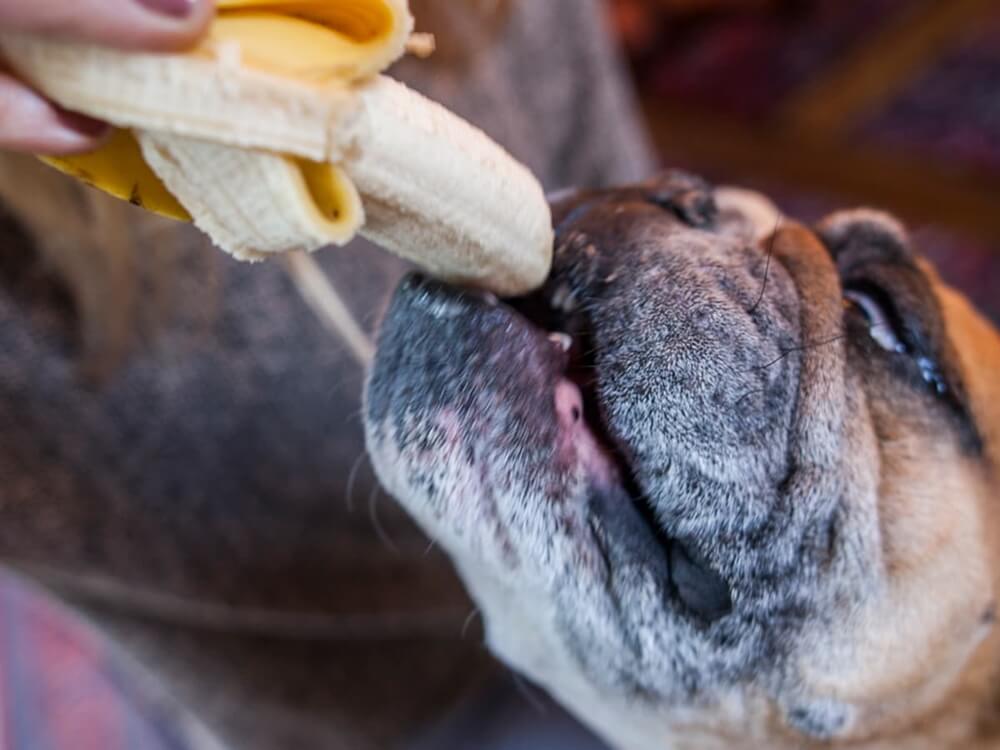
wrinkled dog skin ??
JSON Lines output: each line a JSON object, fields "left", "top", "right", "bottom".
{"left": 365, "top": 172, "right": 1000, "bottom": 749}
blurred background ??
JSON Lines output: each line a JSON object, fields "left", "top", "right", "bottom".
{"left": 610, "top": 0, "right": 1000, "bottom": 324}
{"left": 2, "top": 0, "right": 999, "bottom": 748}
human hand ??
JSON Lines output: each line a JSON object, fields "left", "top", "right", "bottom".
{"left": 0, "top": 0, "right": 213, "bottom": 155}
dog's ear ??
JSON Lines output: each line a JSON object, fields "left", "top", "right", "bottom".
{"left": 815, "top": 208, "right": 913, "bottom": 263}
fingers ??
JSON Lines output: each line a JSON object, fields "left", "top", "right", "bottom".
{"left": 0, "top": 71, "right": 109, "bottom": 154}
{"left": 0, "top": 0, "right": 214, "bottom": 155}
{"left": 0, "top": 0, "right": 215, "bottom": 154}
{"left": 0, "top": 0, "right": 214, "bottom": 52}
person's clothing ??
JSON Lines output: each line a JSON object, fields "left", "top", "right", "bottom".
{"left": 0, "top": 2, "right": 654, "bottom": 747}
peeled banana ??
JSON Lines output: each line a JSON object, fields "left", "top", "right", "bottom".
{"left": 0, "top": 0, "right": 553, "bottom": 295}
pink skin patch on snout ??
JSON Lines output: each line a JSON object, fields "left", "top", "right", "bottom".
{"left": 554, "top": 379, "right": 585, "bottom": 427}
{"left": 554, "top": 379, "right": 618, "bottom": 488}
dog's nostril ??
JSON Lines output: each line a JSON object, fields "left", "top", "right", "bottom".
{"left": 642, "top": 170, "right": 718, "bottom": 228}
{"left": 658, "top": 190, "right": 717, "bottom": 228}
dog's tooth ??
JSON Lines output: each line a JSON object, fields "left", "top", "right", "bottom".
{"left": 551, "top": 283, "right": 578, "bottom": 313}
{"left": 550, "top": 284, "right": 567, "bottom": 309}
{"left": 548, "top": 332, "right": 572, "bottom": 352}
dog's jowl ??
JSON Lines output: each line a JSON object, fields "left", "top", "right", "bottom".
{"left": 365, "top": 171, "right": 1000, "bottom": 750}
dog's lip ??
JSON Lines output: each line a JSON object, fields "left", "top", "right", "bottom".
{"left": 496, "top": 285, "right": 662, "bottom": 527}
{"left": 491, "top": 285, "right": 683, "bottom": 595}
{"left": 386, "top": 275, "right": 634, "bottom": 506}
{"left": 416, "top": 274, "right": 635, "bottom": 490}
{"left": 376, "top": 272, "right": 674, "bottom": 576}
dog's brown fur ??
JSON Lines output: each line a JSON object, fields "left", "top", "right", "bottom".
{"left": 366, "top": 178, "right": 1000, "bottom": 749}
{"left": 785, "top": 224, "right": 1000, "bottom": 748}
{"left": 854, "top": 281, "right": 1000, "bottom": 750}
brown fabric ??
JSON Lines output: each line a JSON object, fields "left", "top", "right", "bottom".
{"left": 81, "top": 595, "right": 495, "bottom": 750}
{"left": 0, "top": 1, "right": 654, "bottom": 747}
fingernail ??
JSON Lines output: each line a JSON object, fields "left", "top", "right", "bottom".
{"left": 134, "top": 0, "right": 198, "bottom": 19}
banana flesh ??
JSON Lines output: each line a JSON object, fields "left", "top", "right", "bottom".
{"left": 214, "top": 0, "right": 411, "bottom": 81}
{"left": 346, "top": 77, "right": 553, "bottom": 292}
{"left": 139, "top": 132, "right": 363, "bottom": 260}
{"left": 0, "top": 0, "right": 553, "bottom": 295}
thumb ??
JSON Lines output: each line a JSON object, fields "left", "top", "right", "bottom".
{"left": 0, "top": 71, "right": 110, "bottom": 154}
{"left": 0, "top": 0, "right": 214, "bottom": 52}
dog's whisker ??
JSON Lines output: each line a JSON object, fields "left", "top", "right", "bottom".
{"left": 460, "top": 607, "right": 481, "bottom": 639}
{"left": 345, "top": 451, "right": 368, "bottom": 513}
{"left": 509, "top": 669, "right": 549, "bottom": 716}
{"left": 758, "top": 330, "right": 848, "bottom": 370}
{"left": 758, "top": 348, "right": 793, "bottom": 371}
{"left": 750, "top": 319, "right": 897, "bottom": 378}
{"left": 747, "top": 216, "right": 781, "bottom": 315}
{"left": 368, "top": 483, "right": 401, "bottom": 555}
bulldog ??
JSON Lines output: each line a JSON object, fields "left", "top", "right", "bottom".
{"left": 365, "top": 171, "right": 1000, "bottom": 749}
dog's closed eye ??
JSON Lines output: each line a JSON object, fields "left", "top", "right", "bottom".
{"left": 670, "top": 540, "right": 732, "bottom": 622}
{"left": 822, "top": 211, "right": 960, "bottom": 405}
{"left": 843, "top": 284, "right": 907, "bottom": 355}
{"left": 842, "top": 279, "right": 951, "bottom": 398}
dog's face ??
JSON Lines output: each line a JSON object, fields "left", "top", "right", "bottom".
{"left": 364, "top": 172, "right": 1000, "bottom": 749}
